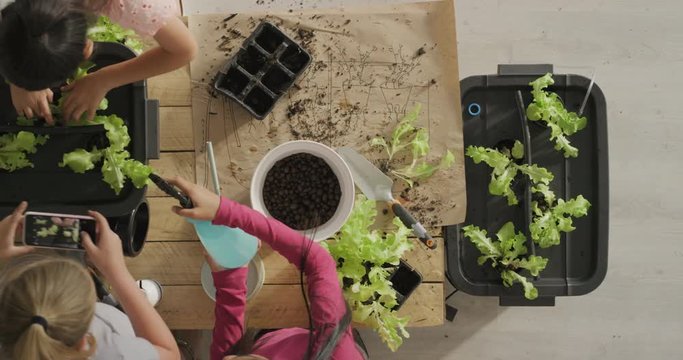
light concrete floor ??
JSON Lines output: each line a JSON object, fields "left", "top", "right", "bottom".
{"left": 176, "top": 0, "right": 683, "bottom": 359}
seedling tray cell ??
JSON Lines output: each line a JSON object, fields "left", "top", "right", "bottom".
{"left": 445, "top": 64, "right": 609, "bottom": 306}
{"left": 213, "top": 22, "right": 312, "bottom": 120}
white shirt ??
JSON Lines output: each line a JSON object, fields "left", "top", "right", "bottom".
{"left": 89, "top": 303, "right": 158, "bottom": 360}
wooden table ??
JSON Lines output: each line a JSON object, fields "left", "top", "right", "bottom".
{"left": 125, "top": 6, "right": 448, "bottom": 330}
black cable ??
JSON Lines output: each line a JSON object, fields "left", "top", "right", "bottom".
{"left": 445, "top": 288, "right": 459, "bottom": 301}
{"left": 301, "top": 226, "right": 315, "bottom": 360}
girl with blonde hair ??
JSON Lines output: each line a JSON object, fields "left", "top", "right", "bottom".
{"left": 0, "top": 202, "right": 181, "bottom": 360}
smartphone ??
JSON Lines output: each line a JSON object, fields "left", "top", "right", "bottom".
{"left": 23, "top": 212, "right": 97, "bottom": 251}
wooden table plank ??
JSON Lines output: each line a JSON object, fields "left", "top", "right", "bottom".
{"left": 157, "top": 283, "right": 443, "bottom": 330}
{"left": 148, "top": 67, "right": 192, "bottom": 107}
{"left": 128, "top": 239, "right": 444, "bottom": 284}
{"left": 160, "top": 107, "right": 194, "bottom": 151}
{"left": 148, "top": 152, "right": 195, "bottom": 197}
{"left": 148, "top": 198, "right": 198, "bottom": 241}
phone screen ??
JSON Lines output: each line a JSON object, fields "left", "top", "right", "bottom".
{"left": 24, "top": 213, "right": 96, "bottom": 250}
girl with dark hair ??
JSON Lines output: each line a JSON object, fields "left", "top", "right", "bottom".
{"left": 0, "top": 0, "right": 196, "bottom": 124}
{"left": 168, "top": 176, "right": 366, "bottom": 360}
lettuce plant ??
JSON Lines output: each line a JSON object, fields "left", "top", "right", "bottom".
{"left": 0, "top": 132, "right": 49, "bottom": 171}
{"left": 526, "top": 73, "right": 587, "bottom": 158}
{"left": 371, "top": 104, "right": 455, "bottom": 187}
{"left": 323, "top": 195, "right": 414, "bottom": 351}
{"left": 462, "top": 222, "right": 548, "bottom": 300}
{"left": 466, "top": 142, "right": 554, "bottom": 205}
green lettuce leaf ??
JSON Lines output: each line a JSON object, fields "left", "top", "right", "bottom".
{"left": 463, "top": 222, "right": 546, "bottom": 300}
{"left": 101, "top": 149, "right": 128, "bottom": 195}
{"left": 323, "top": 194, "right": 413, "bottom": 351}
{"left": 466, "top": 146, "right": 554, "bottom": 205}
{"left": 531, "top": 195, "right": 591, "bottom": 248}
{"left": 59, "top": 148, "right": 103, "bottom": 174}
{"left": 511, "top": 140, "right": 524, "bottom": 159}
{"left": 16, "top": 116, "right": 35, "bottom": 126}
{"left": 489, "top": 167, "right": 518, "bottom": 205}
{"left": 497, "top": 222, "right": 528, "bottom": 265}
{"left": 526, "top": 73, "right": 587, "bottom": 158}
{"left": 516, "top": 164, "right": 554, "bottom": 185}
{"left": 501, "top": 270, "right": 539, "bottom": 300}
{"left": 466, "top": 146, "right": 510, "bottom": 174}
{"left": 462, "top": 224, "right": 501, "bottom": 266}
{"left": 531, "top": 184, "right": 556, "bottom": 206}
{"left": 517, "top": 255, "right": 548, "bottom": 277}
{"left": 371, "top": 104, "right": 455, "bottom": 187}
{"left": 0, "top": 132, "right": 49, "bottom": 171}
{"left": 122, "top": 159, "right": 153, "bottom": 189}
{"left": 87, "top": 16, "right": 144, "bottom": 54}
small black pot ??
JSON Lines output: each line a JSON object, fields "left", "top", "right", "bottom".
{"left": 389, "top": 260, "right": 423, "bottom": 310}
{"left": 109, "top": 200, "right": 149, "bottom": 257}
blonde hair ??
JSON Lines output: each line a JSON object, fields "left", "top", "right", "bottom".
{"left": 0, "top": 254, "right": 97, "bottom": 360}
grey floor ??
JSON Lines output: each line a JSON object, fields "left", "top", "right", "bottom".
{"left": 177, "top": 0, "right": 683, "bottom": 358}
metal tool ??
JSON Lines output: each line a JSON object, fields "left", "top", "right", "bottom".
{"left": 206, "top": 141, "right": 221, "bottom": 195}
{"left": 337, "top": 147, "right": 436, "bottom": 249}
{"left": 149, "top": 173, "right": 193, "bottom": 209}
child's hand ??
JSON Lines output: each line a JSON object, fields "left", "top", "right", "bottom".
{"left": 82, "top": 210, "right": 127, "bottom": 279}
{"left": 168, "top": 176, "right": 221, "bottom": 221}
{"left": 9, "top": 84, "right": 54, "bottom": 124}
{"left": 61, "top": 72, "right": 111, "bottom": 123}
{"left": 0, "top": 201, "right": 33, "bottom": 260}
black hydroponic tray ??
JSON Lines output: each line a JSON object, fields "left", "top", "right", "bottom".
{"left": 0, "top": 42, "right": 159, "bottom": 218}
{"left": 444, "top": 64, "right": 609, "bottom": 306}
{"left": 213, "top": 22, "right": 311, "bottom": 119}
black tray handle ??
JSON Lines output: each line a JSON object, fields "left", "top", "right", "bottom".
{"left": 500, "top": 296, "right": 555, "bottom": 307}
{"left": 498, "top": 64, "right": 554, "bottom": 76}
{"left": 145, "top": 99, "right": 160, "bottom": 160}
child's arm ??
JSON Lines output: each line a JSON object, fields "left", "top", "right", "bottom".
{"left": 62, "top": 17, "right": 197, "bottom": 122}
{"left": 168, "top": 176, "right": 349, "bottom": 330}
{"left": 211, "top": 197, "right": 348, "bottom": 329}
{"left": 82, "top": 211, "right": 181, "bottom": 360}
{"left": 209, "top": 264, "right": 249, "bottom": 360}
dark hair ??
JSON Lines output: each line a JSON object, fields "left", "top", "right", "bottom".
{"left": 0, "top": 0, "right": 88, "bottom": 90}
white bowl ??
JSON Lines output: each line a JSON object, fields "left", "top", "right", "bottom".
{"left": 250, "top": 140, "right": 355, "bottom": 241}
{"left": 201, "top": 254, "right": 265, "bottom": 302}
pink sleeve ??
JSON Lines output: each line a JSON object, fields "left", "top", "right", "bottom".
{"left": 212, "top": 197, "right": 348, "bottom": 329}
{"left": 210, "top": 267, "right": 247, "bottom": 360}
{"left": 100, "top": 0, "right": 181, "bottom": 37}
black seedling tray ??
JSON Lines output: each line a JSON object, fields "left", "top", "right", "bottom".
{"left": 0, "top": 42, "right": 159, "bottom": 218}
{"left": 445, "top": 64, "right": 609, "bottom": 306}
{"left": 213, "top": 22, "right": 311, "bottom": 119}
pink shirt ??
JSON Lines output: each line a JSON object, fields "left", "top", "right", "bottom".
{"left": 99, "top": 0, "right": 181, "bottom": 37}
{"left": 209, "top": 197, "right": 364, "bottom": 360}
